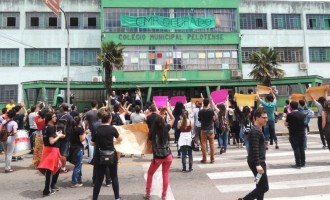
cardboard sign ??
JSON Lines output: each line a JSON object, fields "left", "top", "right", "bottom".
{"left": 153, "top": 96, "right": 168, "bottom": 108}
{"left": 290, "top": 93, "right": 305, "bottom": 102}
{"left": 191, "top": 98, "right": 203, "bottom": 104}
{"left": 235, "top": 93, "right": 257, "bottom": 107}
{"left": 256, "top": 85, "right": 271, "bottom": 95}
{"left": 170, "top": 96, "right": 186, "bottom": 106}
{"left": 211, "top": 89, "right": 228, "bottom": 105}
{"left": 306, "top": 85, "right": 329, "bottom": 101}
{"left": 114, "top": 124, "right": 152, "bottom": 154}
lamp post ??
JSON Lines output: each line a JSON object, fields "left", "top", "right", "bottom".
{"left": 60, "top": 7, "right": 70, "bottom": 104}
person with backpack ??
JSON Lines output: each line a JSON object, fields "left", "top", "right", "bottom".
{"left": 212, "top": 101, "right": 230, "bottom": 155}
{"left": 144, "top": 104, "right": 174, "bottom": 200}
{"left": 57, "top": 103, "right": 74, "bottom": 173}
{"left": 1, "top": 110, "right": 18, "bottom": 173}
{"left": 298, "top": 100, "right": 314, "bottom": 150}
{"left": 0, "top": 108, "right": 8, "bottom": 154}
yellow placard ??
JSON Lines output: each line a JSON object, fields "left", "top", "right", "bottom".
{"left": 235, "top": 93, "right": 257, "bottom": 107}
{"left": 306, "top": 85, "right": 329, "bottom": 101}
{"left": 114, "top": 124, "right": 152, "bottom": 154}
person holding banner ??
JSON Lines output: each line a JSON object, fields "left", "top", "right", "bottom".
{"left": 172, "top": 101, "right": 185, "bottom": 158}
{"left": 256, "top": 91, "right": 279, "bottom": 150}
{"left": 309, "top": 94, "right": 327, "bottom": 149}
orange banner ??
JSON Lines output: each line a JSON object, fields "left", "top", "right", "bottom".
{"left": 114, "top": 123, "right": 152, "bottom": 154}
{"left": 256, "top": 85, "right": 271, "bottom": 95}
{"left": 235, "top": 93, "right": 257, "bottom": 107}
{"left": 191, "top": 98, "right": 203, "bottom": 104}
{"left": 306, "top": 85, "right": 329, "bottom": 101}
{"left": 290, "top": 93, "right": 305, "bottom": 102}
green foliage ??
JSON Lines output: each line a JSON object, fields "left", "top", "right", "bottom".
{"left": 97, "top": 41, "right": 125, "bottom": 95}
{"left": 248, "top": 47, "right": 286, "bottom": 87}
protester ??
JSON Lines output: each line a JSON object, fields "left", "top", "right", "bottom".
{"left": 177, "top": 110, "right": 194, "bottom": 172}
{"left": 28, "top": 105, "right": 39, "bottom": 154}
{"left": 212, "top": 101, "right": 229, "bottom": 154}
{"left": 172, "top": 101, "right": 185, "bottom": 158}
{"left": 284, "top": 101, "right": 306, "bottom": 168}
{"left": 192, "top": 101, "right": 202, "bottom": 151}
{"left": 130, "top": 105, "right": 146, "bottom": 158}
{"left": 38, "top": 112, "right": 65, "bottom": 196}
{"left": 309, "top": 95, "right": 327, "bottom": 149}
{"left": 84, "top": 101, "right": 99, "bottom": 164}
{"left": 2, "top": 110, "right": 18, "bottom": 173}
{"left": 69, "top": 116, "right": 86, "bottom": 188}
{"left": 198, "top": 98, "right": 215, "bottom": 163}
{"left": 32, "top": 110, "right": 47, "bottom": 167}
{"left": 91, "top": 108, "right": 123, "bottom": 200}
{"left": 6, "top": 100, "right": 15, "bottom": 111}
{"left": 144, "top": 104, "right": 174, "bottom": 200}
{"left": 322, "top": 100, "right": 330, "bottom": 150}
{"left": 237, "top": 108, "right": 269, "bottom": 200}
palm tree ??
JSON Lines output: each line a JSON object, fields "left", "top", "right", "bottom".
{"left": 97, "top": 41, "right": 124, "bottom": 102}
{"left": 248, "top": 47, "right": 285, "bottom": 87}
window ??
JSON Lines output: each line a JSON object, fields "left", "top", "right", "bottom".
{"left": 31, "top": 17, "right": 39, "bottom": 27}
{"left": 88, "top": 17, "right": 96, "bottom": 27}
{"left": 310, "top": 47, "right": 330, "bottom": 62}
{"left": 0, "top": 85, "right": 18, "bottom": 103}
{"left": 0, "top": 12, "right": 20, "bottom": 29}
{"left": 26, "top": 12, "right": 61, "bottom": 29}
{"left": 65, "top": 48, "right": 101, "bottom": 66}
{"left": 25, "top": 49, "right": 61, "bottom": 66}
{"left": 307, "top": 14, "right": 330, "bottom": 30}
{"left": 104, "top": 8, "right": 237, "bottom": 33}
{"left": 7, "top": 17, "right": 16, "bottom": 27}
{"left": 272, "top": 14, "right": 301, "bottom": 29}
{"left": 70, "top": 17, "right": 79, "bottom": 28}
{"left": 0, "top": 49, "right": 19, "bottom": 66}
{"left": 241, "top": 47, "right": 262, "bottom": 63}
{"left": 48, "top": 17, "right": 57, "bottom": 27}
{"left": 240, "top": 14, "right": 267, "bottom": 29}
{"left": 67, "top": 13, "right": 100, "bottom": 29}
{"left": 274, "top": 47, "right": 303, "bottom": 63}
{"left": 122, "top": 45, "right": 239, "bottom": 71}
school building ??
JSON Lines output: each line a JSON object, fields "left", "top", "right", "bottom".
{"left": 0, "top": 0, "right": 329, "bottom": 109}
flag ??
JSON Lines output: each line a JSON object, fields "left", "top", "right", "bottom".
{"left": 162, "top": 61, "right": 168, "bottom": 81}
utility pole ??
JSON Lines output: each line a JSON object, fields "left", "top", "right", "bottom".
{"left": 60, "top": 8, "right": 70, "bottom": 104}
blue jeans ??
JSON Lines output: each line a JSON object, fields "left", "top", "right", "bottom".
{"left": 72, "top": 149, "right": 83, "bottom": 184}
{"left": 180, "top": 145, "right": 193, "bottom": 171}
{"left": 264, "top": 119, "right": 277, "bottom": 142}
{"left": 218, "top": 129, "right": 228, "bottom": 150}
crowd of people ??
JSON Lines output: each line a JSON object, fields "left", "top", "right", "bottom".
{"left": 1, "top": 87, "right": 330, "bottom": 200}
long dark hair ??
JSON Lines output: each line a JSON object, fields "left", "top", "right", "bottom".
{"left": 217, "top": 104, "right": 226, "bottom": 124}
{"left": 150, "top": 115, "right": 169, "bottom": 146}
{"left": 45, "top": 112, "right": 55, "bottom": 125}
{"left": 324, "top": 100, "right": 330, "bottom": 114}
{"left": 241, "top": 106, "right": 251, "bottom": 124}
{"left": 181, "top": 110, "right": 189, "bottom": 128}
{"left": 173, "top": 101, "right": 184, "bottom": 116}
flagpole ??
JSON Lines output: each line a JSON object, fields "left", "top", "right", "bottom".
{"left": 60, "top": 7, "right": 70, "bottom": 105}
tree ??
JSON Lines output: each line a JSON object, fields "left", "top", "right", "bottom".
{"left": 97, "top": 41, "right": 124, "bottom": 103}
{"left": 248, "top": 47, "right": 285, "bottom": 87}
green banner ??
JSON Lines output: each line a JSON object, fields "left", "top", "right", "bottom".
{"left": 120, "top": 15, "right": 215, "bottom": 30}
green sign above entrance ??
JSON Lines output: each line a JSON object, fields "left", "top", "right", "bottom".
{"left": 120, "top": 15, "right": 215, "bottom": 30}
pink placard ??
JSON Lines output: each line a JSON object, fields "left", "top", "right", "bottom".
{"left": 153, "top": 96, "right": 168, "bottom": 108}
{"left": 211, "top": 89, "right": 228, "bottom": 105}
{"left": 170, "top": 96, "right": 186, "bottom": 106}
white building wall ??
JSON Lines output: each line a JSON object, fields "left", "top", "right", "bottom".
{"left": 240, "top": 0, "right": 330, "bottom": 79}
{"left": 0, "top": 0, "right": 101, "bottom": 101}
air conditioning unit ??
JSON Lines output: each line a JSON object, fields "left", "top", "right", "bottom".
{"left": 63, "top": 77, "right": 72, "bottom": 81}
{"left": 92, "top": 76, "right": 102, "bottom": 82}
{"left": 299, "top": 63, "right": 308, "bottom": 70}
{"left": 231, "top": 69, "right": 242, "bottom": 78}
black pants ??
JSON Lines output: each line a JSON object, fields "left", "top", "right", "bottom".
{"left": 318, "top": 117, "right": 326, "bottom": 146}
{"left": 93, "top": 164, "right": 119, "bottom": 200}
{"left": 243, "top": 161, "right": 269, "bottom": 200}
{"left": 29, "top": 129, "right": 37, "bottom": 151}
{"left": 289, "top": 136, "right": 305, "bottom": 166}
{"left": 93, "top": 165, "right": 111, "bottom": 185}
{"left": 43, "top": 169, "right": 60, "bottom": 195}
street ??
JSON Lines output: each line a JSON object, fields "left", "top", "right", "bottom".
{"left": 1, "top": 132, "right": 330, "bottom": 200}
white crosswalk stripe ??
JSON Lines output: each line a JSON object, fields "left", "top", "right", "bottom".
{"left": 197, "top": 135, "right": 330, "bottom": 199}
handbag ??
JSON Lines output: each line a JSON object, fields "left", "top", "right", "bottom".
{"left": 99, "top": 149, "right": 116, "bottom": 165}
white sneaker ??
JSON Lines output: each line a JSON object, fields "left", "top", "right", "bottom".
{"left": 71, "top": 183, "right": 83, "bottom": 188}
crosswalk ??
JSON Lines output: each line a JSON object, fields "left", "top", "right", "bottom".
{"left": 195, "top": 135, "right": 330, "bottom": 199}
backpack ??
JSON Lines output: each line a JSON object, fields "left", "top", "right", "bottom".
{"left": 152, "top": 134, "right": 171, "bottom": 159}
{"left": 0, "top": 120, "right": 12, "bottom": 142}
{"left": 56, "top": 114, "right": 73, "bottom": 138}
{"left": 111, "top": 113, "right": 124, "bottom": 126}
{"left": 24, "top": 115, "right": 30, "bottom": 130}
{"left": 302, "top": 109, "right": 314, "bottom": 126}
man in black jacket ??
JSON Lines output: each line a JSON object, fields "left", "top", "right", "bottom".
{"left": 238, "top": 108, "right": 269, "bottom": 200}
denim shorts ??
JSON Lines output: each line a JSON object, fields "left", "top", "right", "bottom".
{"left": 59, "top": 139, "right": 70, "bottom": 157}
